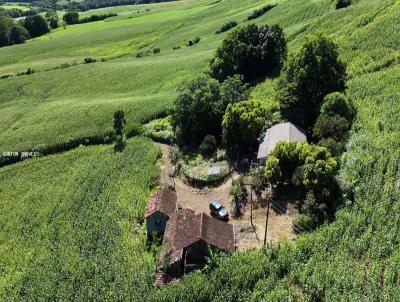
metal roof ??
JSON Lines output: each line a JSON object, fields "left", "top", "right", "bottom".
{"left": 257, "top": 122, "right": 307, "bottom": 160}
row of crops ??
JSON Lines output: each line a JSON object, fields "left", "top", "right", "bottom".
{"left": 0, "top": 137, "right": 161, "bottom": 301}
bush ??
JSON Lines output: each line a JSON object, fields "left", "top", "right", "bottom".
{"left": 135, "top": 49, "right": 151, "bottom": 58}
{"left": 215, "top": 21, "right": 237, "bottom": 34}
{"left": 187, "top": 37, "right": 200, "bottom": 46}
{"left": 173, "top": 45, "right": 181, "bottom": 50}
{"left": 84, "top": 57, "right": 96, "bottom": 64}
{"left": 199, "top": 135, "right": 217, "bottom": 158}
{"left": 278, "top": 34, "right": 346, "bottom": 131}
{"left": 292, "top": 213, "right": 317, "bottom": 233}
{"left": 126, "top": 122, "right": 144, "bottom": 138}
{"left": 63, "top": 11, "right": 79, "bottom": 25}
{"left": 247, "top": 4, "right": 277, "bottom": 20}
{"left": 320, "top": 92, "right": 355, "bottom": 122}
{"left": 318, "top": 138, "right": 345, "bottom": 157}
{"left": 153, "top": 48, "right": 161, "bottom": 54}
{"left": 143, "top": 117, "right": 174, "bottom": 144}
{"left": 79, "top": 13, "right": 117, "bottom": 24}
{"left": 209, "top": 24, "right": 286, "bottom": 83}
{"left": 313, "top": 114, "right": 350, "bottom": 141}
{"left": 335, "top": 0, "right": 351, "bottom": 9}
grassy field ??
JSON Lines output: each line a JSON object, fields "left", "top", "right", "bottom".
{"left": 1, "top": 0, "right": 400, "bottom": 300}
{"left": 1, "top": 0, "right": 399, "bottom": 154}
{"left": 0, "top": 0, "right": 337, "bottom": 153}
{"left": 0, "top": 3, "right": 31, "bottom": 11}
{"left": 0, "top": 137, "right": 161, "bottom": 301}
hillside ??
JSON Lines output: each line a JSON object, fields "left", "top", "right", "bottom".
{"left": 1, "top": 0, "right": 400, "bottom": 300}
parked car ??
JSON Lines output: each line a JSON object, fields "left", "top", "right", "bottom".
{"left": 209, "top": 201, "right": 229, "bottom": 221}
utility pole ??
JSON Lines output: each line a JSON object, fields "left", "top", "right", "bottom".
{"left": 263, "top": 198, "right": 270, "bottom": 248}
{"left": 250, "top": 189, "right": 254, "bottom": 228}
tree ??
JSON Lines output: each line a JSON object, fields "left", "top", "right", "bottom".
{"left": 335, "top": 0, "right": 351, "bottom": 9}
{"left": 172, "top": 75, "right": 249, "bottom": 148}
{"left": 251, "top": 167, "right": 266, "bottom": 200}
{"left": 113, "top": 110, "right": 126, "bottom": 152}
{"left": 172, "top": 76, "right": 221, "bottom": 147}
{"left": 113, "top": 110, "right": 126, "bottom": 137}
{"left": 278, "top": 34, "right": 346, "bottom": 131}
{"left": 9, "top": 25, "right": 29, "bottom": 44}
{"left": 0, "top": 14, "right": 12, "bottom": 46}
{"left": 218, "top": 75, "right": 250, "bottom": 112}
{"left": 199, "top": 135, "right": 217, "bottom": 158}
{"left": 222, "top": 100, "right": 267, "bottom": 153}
{"left": 63, "top": 11, "right": 79, "bottom": 25}
{"left": 23, "top": 15, "right": 50, "bottom": 38}
{"left": 45, "top": 10, "right": 59, "bottom": 29}
{"left": 209, "top": 24, "right": 287, "bottom": 83}
{"left": 230, "top": 176, "right": 248, "bottom": 217}
{"left": 168, "top": 145, "right": 181, "bottom": 177}
{"left": 264, "top": 142, "right": 337, "bottom": 189}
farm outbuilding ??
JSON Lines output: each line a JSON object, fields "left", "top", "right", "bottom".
{"left": 158, "top": 209, "right": 235, "bottom": 279}
{"left": 145, "top": 187, "right": 177, "bottom": 238}
{"left": 257, "top": 122, "right": 307, "bottom": 165}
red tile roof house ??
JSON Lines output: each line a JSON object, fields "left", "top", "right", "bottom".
{"left": 145, "top": 187, "right": 177, "bottom": 239}
{"left": 156, "top": 209, "right": 235, "bottom": 284}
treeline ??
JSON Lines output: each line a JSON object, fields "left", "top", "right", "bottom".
{"left": 0, "top": 7, "right": 38, "bottom": 18}
{"left": 0, "top": 10, "right": 58, "bottom": 47}
{"left": 16, "top": 0, "right": 176, "bottom": 12}
{"left": 62, "top": 11, "right": 117, "bottom": 25}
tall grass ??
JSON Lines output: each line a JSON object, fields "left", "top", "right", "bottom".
{"left": 0, "top": 137, "right": 161, "bottom": 301}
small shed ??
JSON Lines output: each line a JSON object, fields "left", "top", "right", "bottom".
{"left": 145, "top": 187, "right": 177, "bottom": 238}
{"left": 257, "top": 122, "right": 307, "bottom": 165}
{"left": 158, "top": 209, "right": 235, "bottom": 279}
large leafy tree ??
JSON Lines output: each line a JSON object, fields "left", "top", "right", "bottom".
{"left": 0, "top": 14, "right": 13, "bottom": 46}
{"left": 172, "top": 76, "right": 221, "bottom": 147}
{"left": 278, "top": 34, "right": 346, "bottom": 131}
{"left": 23, "top": 15, "right": 50, "bottom": 38}
{"left": 209, "top": 24, "right": 287, "bottom": 83}
{"left": 172, "top": 75, "right": 248, "bottom": 147}
{"left": 63, "top": 11, "right": 79, "bottom": 25}
{"left": 222, "top": 100, "right": 267, "bottom": 152}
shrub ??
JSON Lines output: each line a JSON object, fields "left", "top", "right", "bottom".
{"left": 126, "top": 122, "right": 143, "bottom": 138}
{"left": 143, "top": 117, "right": 174, "bottom": 144}
{"left": 63, "top": 11, "right": 79, "bottom": 25}
{"left": 173, "top": 45, "right": 181, "bottom": 50}
{"left": 320, "top": 92, "right": 355, "bottom": 123}
{"left": 199, "top": 135, "right": 217, "bottom": 158}
{"left": 153, "top": 48, "right": 161, "bottom": 54}
{"left": 278, "top": 34, "right": 346, "bottom": 131}
{"left": 313, "top": 114, "right": 350, "bottom": 141}
{"left": 215, "top": 21, "right": 237, "bottom": 34}
{"left": 335, "top": 0, "right": 351, "bottom": 9}
{"left": 187, "top": 37, "right": 200, "bottom": 46}
{"left": 209, "top": 24, "right": 286, "bottom": 83}
{"left": 247, "top": 4, "right": 277, "bottom": 20}
{"left": 135, "top": 49, "right": 151, "bottom": 58}
{"left": 318, "top": 138, "right": 345, "bottom": 157}
{"left": 84, "top": 57, "right": 96, "bottom": 64}
{"left": 292, "top": 213, "right": 317, "bottom": 233}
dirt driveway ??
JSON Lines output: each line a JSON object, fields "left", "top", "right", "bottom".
{"left": 155, "top": 143, "right": 294, "bottom": 250}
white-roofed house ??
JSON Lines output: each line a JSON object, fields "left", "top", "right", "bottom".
{"left": 257, "top": 122, "right": 307, "bottom": 165}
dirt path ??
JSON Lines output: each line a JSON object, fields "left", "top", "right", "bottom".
{"left": 155, "top": 143, "right": 294, "bottom": 250}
